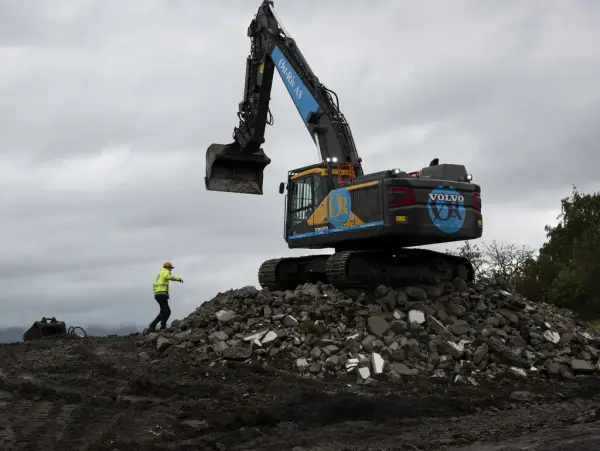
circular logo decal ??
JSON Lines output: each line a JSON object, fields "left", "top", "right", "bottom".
{"left": 327, "top": 188, "right": 351, "bottom": 227}
{"left": 427, "top": 186, "right": 466, "bottom": 234}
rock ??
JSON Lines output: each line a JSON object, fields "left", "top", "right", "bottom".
{"left": 408, "top": 310, "right": 425, "bottom": 325}
{"left": 175, "top": 329, "right": 192, "bottom": 339}
{"left": 543, "top": 330, "right": 561, "bottom": 344}
{"left": 392, "top": 362, "right": 418, "bottom": 376}
{"left": 449, "top": 320, "right": 470, "bottom": 336}
{"left": 243, "top": 330, "right": 268, "bottom": 342}
{"left": 371, "top": 352, "right": 384, "bottom": 374}
{"left": 295, "top": 358, "right": 310, "bottom": 371}
{"left": 209, "top": 331, "right": 228, "bottom": 342}
{"left": 261, "top": 331, "right": 278, "bottom": 345}
{"left": 473, "top": 343, "right": 489, "bottom": 364}
{"left": 448, "top": 303, "right": 466, "bottom": 317}
{"left": 213, "top": 341, "right": 228, "bottom": 353}
{"left": 233, "top": 286, "right": 259, "bottom": 298}
{"left": 156, "top": 274, "right": 600, "bottom": 384}
{"left": 499, "top": 309, "right": 519, "bottom": 324}
{"left": 375, "top": 285, "right": 389, "bottom": 297}
{"left": 393, "top": 310, "right": 404, "bottom": 320}
{"left": 405, "top": 287, "right": 427, "bottom": 302}
{"left": 426, "top": 316, "right": 451, "bottom": 336}
{"left": 222, "top": 347, "right": 252, "bottom": 360}
{"left": 367, "top": 316, "right": 390, "bottom": 337}
{"left": 571, "top": 359, "right": 596, "bottom": 373}
{"left": 283, "top": 315, "right": 299, "bottom": 327}
{"left": 346, "top": 358, "right": 359, "bottom": 372}
{"left": 440, "top": 340, "right": 464, "bottom": 359}
{"left": 156, "top": 337, "right": 171, "bottom": 352}
{"left": 508, "top": 367, "right": 527, "bottom": 379}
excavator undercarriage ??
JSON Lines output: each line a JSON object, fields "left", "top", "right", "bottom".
{"left": 258, "top": 249, "right": 474, "bottom": 292}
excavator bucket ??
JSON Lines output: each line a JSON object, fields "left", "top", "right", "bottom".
{"left": 22, "top": 317, "right": 67, "bottom": 341}
{"left": 205, "top": 142, "right": 272, "bottom": 195}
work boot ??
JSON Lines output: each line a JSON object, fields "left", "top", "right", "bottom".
{"left": 144, "top": 323, "right": 157, "bottom": 334}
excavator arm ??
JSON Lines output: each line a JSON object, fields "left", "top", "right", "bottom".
{"left": 205, "top": 0, "right": 363, "bottom": 195}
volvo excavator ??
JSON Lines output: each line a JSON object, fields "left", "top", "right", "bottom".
{"left": 205, "top": 0, "right": 483, "bottom": 291}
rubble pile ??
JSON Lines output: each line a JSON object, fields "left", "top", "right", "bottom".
{"left": 145, "top": 277, "right": 600, "bottom": 384}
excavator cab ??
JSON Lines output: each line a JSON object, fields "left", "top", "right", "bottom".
{"left": 205, "top": 141, "right": 272, "bottom": 195}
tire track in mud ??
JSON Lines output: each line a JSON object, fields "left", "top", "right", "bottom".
{"left": 0, "top": 373, "right": 159, "bottom": 451}
{"left": 0, "top": 347, "right": 162, "bottom": 451}
{"left": 2, "top": 336, "right": 600, "bottom": 451}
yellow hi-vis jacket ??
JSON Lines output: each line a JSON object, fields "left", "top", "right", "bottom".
{"left": 152, "top": 268, "right": 182, "bottom": 294}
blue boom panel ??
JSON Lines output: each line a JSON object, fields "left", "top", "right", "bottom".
{"left": 271, "top": 45, "right": 320, "bottom": 126}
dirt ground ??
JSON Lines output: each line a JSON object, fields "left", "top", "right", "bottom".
{"left": 0, "top": 335, "right": 599, "bottom": 451}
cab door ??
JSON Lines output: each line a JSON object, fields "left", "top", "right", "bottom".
{"left": 286, "top": 174, "right": 316, "bottom": 239}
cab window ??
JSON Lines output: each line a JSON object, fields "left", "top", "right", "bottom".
{"left": 289, "top": 175, "right": 314, "bottom": 224}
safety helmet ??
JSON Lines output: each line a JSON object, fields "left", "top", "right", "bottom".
{"left": 163, "top": 261, "right": 174, "bottom": 269}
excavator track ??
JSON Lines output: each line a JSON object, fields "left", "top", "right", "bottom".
{"left": 325, "top": 249, "right": 474, "bottom": 289}
{"left": 258, "top": 249, "right": 474, "bottom": 291}
{"left": 324, "top": 250, "right": 364, "bottom": 287}
{"left": 258, "top": 255, "right": 330, "bottom": 291}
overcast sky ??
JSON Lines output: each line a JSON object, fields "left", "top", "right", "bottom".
{"left": 1, "top": 0, "right": 599, "bottom": 329}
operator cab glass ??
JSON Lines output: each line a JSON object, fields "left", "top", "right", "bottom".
{"left": 286, "top": 164, "right": 354, "bottom": 235}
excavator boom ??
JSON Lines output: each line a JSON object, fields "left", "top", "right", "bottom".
{"left": 205, "top": 0, "right": 362, "bottom": 195}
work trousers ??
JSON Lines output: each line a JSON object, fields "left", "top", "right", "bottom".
{"left": 151, "top": 293, "right": 171, "bottom": 329}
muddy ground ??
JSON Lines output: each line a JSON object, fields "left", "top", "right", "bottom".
{"left": 0, "top": 335, "right": 599, "bottom": 451}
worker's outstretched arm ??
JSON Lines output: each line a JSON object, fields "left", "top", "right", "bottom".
{"left": 166, "top": 273, "right": 183, "bottom": 283}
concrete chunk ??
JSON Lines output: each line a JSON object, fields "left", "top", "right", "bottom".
{"left": 295, "top": 358, "right": 309, "bottom": 370}
{"left": 243, "top": 330, "right": 268, "bottom": 342}
{"left": 543, "top": 330, "right": 560, "bottom": 344}
{"left": 215, "top": 309, "right": 240, "bottom": 324}
{"left": 508, "top": 367, "right": 527, "bottom": 379}
{"left": 371, "top": 352, "right": 384, "bottom": 374}
{"left": 261, "top": 331, "right": 278, "bottom": 345}
{"left": 358, "top": 367, "right": 370, "bottom": 379}
{"left": 440, "top": 340, "right": 464, "bottom": 359}
{"left": 408, "top": 310, "right": 425, "bottom": 324}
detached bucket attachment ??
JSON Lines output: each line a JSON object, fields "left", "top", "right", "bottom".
{"left": 23, "top": 317, "right": 67, "bottom": 341}
{"left": 205, "top": 142, "right": 272, "bottom": 195}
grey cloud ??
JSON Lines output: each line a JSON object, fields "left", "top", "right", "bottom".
{"left": 1, "top": 0, "right": 598, "bottom": 328}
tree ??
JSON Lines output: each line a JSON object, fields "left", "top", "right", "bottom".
{"left": 529, "top": 186, "right": 600, "bottom": 315}
{"left": 481, "top": 241, "right": 535, "bottom": 283}
{"left": 448, "top": 241, "right": 487, "bottom": 278}
{"left": 447, "top": 240, "right": 535, "bottom": 287}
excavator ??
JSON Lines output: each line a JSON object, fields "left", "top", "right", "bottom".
{"left": 205, "top": 0, "right": 483, "bottom": 291}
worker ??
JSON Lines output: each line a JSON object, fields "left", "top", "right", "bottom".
{"left": 148, "top": 260, "right": 183, "bottom": 331}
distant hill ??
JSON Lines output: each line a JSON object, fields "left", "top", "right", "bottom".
{"left": 0, "top": 324, "right": 141, "bottom": 344}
